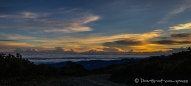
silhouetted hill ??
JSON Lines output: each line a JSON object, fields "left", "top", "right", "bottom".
{"left": 109, "top": 49, "right": 191, "bottom": 86}
{"left": 0, "top": 53, "right": 87, "bottom": 85}
{"left": 47, "top": 58, "right": 145, "bottom": 70}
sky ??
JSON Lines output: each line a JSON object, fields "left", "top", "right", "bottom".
{"left": 1, "top": 0, "right": 191, "bottom": 53}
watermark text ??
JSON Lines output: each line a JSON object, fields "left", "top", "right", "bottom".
{"left": 134, "top": 78, "right": 188, "bottom": 84}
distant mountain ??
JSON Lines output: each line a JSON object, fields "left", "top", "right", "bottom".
{"left": 46, "top": 58, "right": 146, "bottom": 70}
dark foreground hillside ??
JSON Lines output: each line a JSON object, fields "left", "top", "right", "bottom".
{"left": 109, "top": 48, "right": 191, "bottom": 86}
{"left": 1, "top": 48, "right": 191, "bottom": 86}
{"left": 0, "top": 53, "right": 88, "bottom": 86}
{"left": 38, "top": 74, "right": 126, "bottom": 86}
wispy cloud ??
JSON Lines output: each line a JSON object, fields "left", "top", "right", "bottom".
{"left": 0, "top": 39, "right": 17, "bottom": 42}
{"left": 44, "top": 26, "right": 92, "bottom": 33}
{"left": 21, "top": 12, "right": 40, "bottom": 19}
{"left": 0, "top": 42, "right": 34, "bottom": 50}
{"left": 157, "top": 4, "right": 191, "bottom": 24}
{"left": 0, "top": 42, "right": 34, "bottom": 47}
{"left": 0, "top": 33, "right": 36, "bottom": 40}
{"left": 0, "top": 12, "right": 44, "bottom": 19}
{"left": 44, "top": 15, "right": 99, "bottom": 33}
{"left": 169, "top": 5, "right": 191, "bottom": 15}
{"left": 169, "top": 22, "right": 191, "bottom": 30}
{"left": 8, "top": 35, "right": 35, "bottom": 40}
{"left": 0, "top": 10, "right": 100, "bottom": 33}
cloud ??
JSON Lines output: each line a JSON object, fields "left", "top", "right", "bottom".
{"left": 8, "top": 35, "right": 35, "bottom": 40}
{"left": 13, "top": 48, "right": 24, "bottom": 52}
{"left": 0, "top": 10, "right": 100, "bottom": 33}
{"left": 0, "top": 29, "right": 163, "bottom": 52}
{"left": 167, "top": 47, "right": 189, "bottom": 53}
{"left": 26, "top": 48, "right": 39, "bottom": 52}
{"left": 134, "top": 29, "right": 163, "bottom": 41}
{"left": 0, "top": 33, "right": 36, "bottom": 41}
{"left": 154, "top": 37, "right": 170, "bottom": 39}
{"left": 0, "top": 12, "right": 41, "bottom": 19}
{"left": 80, "top": 15, "right": 100, "bottom": 24}
{"left": 0, "top": 42, "right": 34, "bottom": 47}
{"left": 169, "top": 5, "right": 191, "bottom": 15}
{"left": 0, "top": 42, "right": 35, "bottom": 52}
{"left": 169, "top": 22, "right": 191, "bottom": 30}
{"left": 45, "top": 15, "right": 99, "bottom": 33}
{"left": 157, "top": 4, "right": 191, "bottom": 24}
{"left": 0, "top": 39, "right": 17, "bottom": 41}
{"left": 99, "top": 29, "right": 190, "bottom": 52}
{"left": 102, "top": 47, "right": 124, "bottom": 52}
{"left": 102, "top": 29, "right": 163, "bottom": 48}
{"left": 22, "top": 12, "right": 39, "bottom": 19}
{"left": 55, "top": 47, "right": 65, "bottom": 52}
{"left": 115, "top": 39, "right": 143, "bottom": 45}
{"left": 70, "top": 29, "right": 163, "bottom": 45}
{"left": 171, "top": 33, "right": 191, "bottom": 37}
{"left": 87, "top": 49, "right": 98, "bottom": 52}
{"left": 102, "top": 38, "right": 143, "bottom": 47}
{"left": 13, "top": 47, "right": 72, "bottom": 53}
{"left": 44, "top": 25, "right": 92, "bottom": 33}
{"left": 150, "top": 40, "right": 191, "bottom": 45}
{"left": 128, "top": 49, "right": 137, "bottom": 53}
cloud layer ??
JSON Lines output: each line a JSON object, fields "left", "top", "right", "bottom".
{"left": 0, "top": 11, "right": 100, "bottom": 33}
{"left": 1, "top": 0, "right": 191, "bottom": 53}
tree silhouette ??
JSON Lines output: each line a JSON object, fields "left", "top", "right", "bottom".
{"left": 109, "top": 49, "right": 191, "bottom": 85}
{"left": 0, "top": 53, "right": 89, "bottom": 78}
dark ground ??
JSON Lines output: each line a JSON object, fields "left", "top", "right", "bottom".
{"left": 35, "top": 74, "right": 127, "bottom": 86}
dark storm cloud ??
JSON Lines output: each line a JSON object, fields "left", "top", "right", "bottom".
{"left": 102, "top": 39, "right": 143, "bottom": 47}
{"left": 150, "top": 40, "right": 191, "bottom": 45}
{"left": 171, "top": 33, "right": 191, "bottom": 37}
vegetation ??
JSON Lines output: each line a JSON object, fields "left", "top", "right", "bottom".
{"left": 1, "top": 48, "right": 191, "bottom": 85}
{"left": 0, "top": 53, "right": 87, "bottom": 85}
{"left": 109, "top": 48, "right": 191, "bottom": 86}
